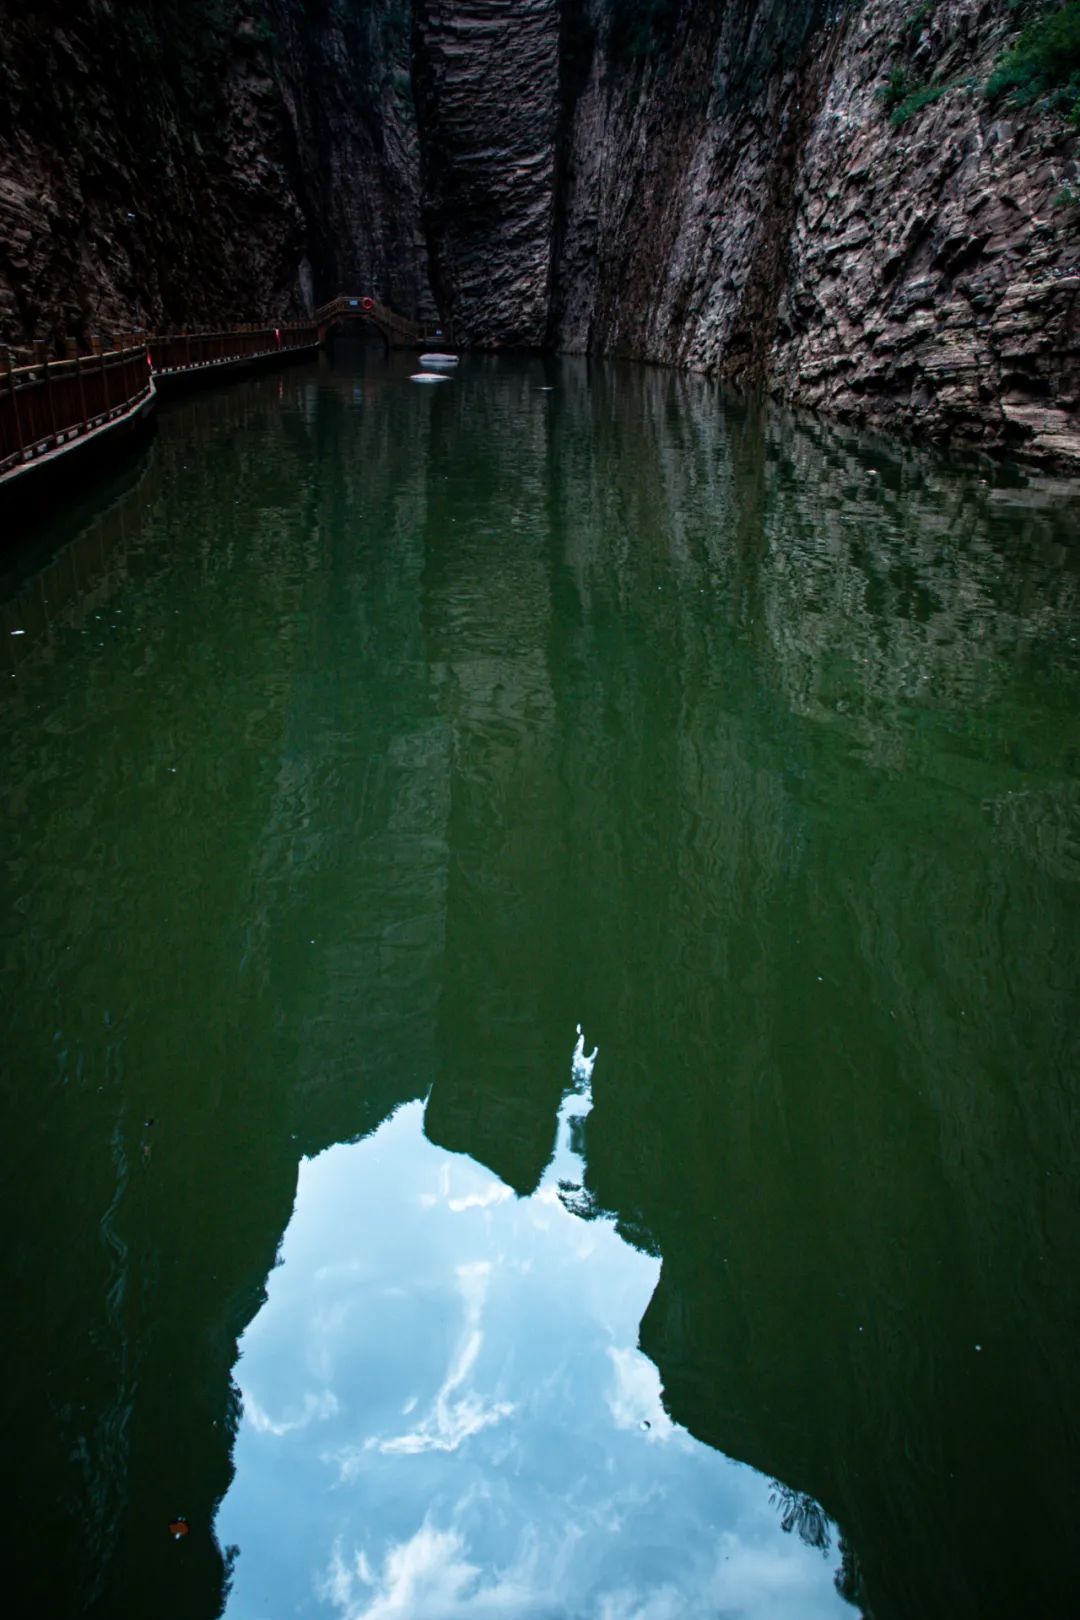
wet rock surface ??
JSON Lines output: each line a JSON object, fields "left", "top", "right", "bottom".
{"left": 772, "top": 2, "right": 1080, "bottom": 468}
{"left": 410, "top": 0, "right": 1079, "bottom": 468}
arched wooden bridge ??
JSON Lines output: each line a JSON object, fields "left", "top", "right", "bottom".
{"left": 314, "top": 295, "right": 446, "bottom": 349}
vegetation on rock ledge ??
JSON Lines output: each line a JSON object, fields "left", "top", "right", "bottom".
{"left": 986, "top": 0, "right": 1080, "bottom": 125}
{"left": 879, "top": 68, "right": 951, "bottom": 125}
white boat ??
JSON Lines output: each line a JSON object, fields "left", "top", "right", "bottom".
{"left": 410, "top": 372, "right": 452, "bottom": 383}
{"left": 419, "top": 352, "right": 459, "bottom": 367}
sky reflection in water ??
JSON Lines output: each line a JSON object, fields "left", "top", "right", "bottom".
{"left": 217, "top": 1045, "right": 850, "bottom": 1620}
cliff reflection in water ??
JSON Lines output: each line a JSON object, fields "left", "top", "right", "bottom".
{"left": 1, "top": 349, "right": 1078, "bottom": 1620}
{"left": 217, "top": 1063, "right": 851, "bottom": 1618}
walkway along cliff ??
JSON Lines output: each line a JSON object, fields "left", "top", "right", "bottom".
{"left": 0, "top": 0, "right": 1077, "bottom": 469}
{"left": 0, "top": 298, "right": 437, "bottom": 519}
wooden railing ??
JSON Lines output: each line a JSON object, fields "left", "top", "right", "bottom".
{"left": 149, "top": 321, "right": 318, "bottom": 373}
{"left": 1, "top": 319, "right": 322, "bottom": 479}
{"left": 1, "top": 340, "right": 153, "bottom": 478}
{"left": 1, "top": 296, "right": 437, "bottom": 485}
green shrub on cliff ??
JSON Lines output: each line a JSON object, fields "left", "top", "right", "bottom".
{"left": 899, "top": 1, "right": 939, "bottom": 51}
{"left": 877, "top": 65, "right": 950, "bottom": 125}
{"left": 986, "top": 0, "right": 1080, "bottom": 124}
{"left": 889, "top": 81, "right": 950, "bottom": 124}
{"left": 879, "top": 66, "right": 914, "bottom": 112}
{"left": 877, "top": 2, "right": 950, "bottom": 126}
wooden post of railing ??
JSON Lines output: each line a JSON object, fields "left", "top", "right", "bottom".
{"left": 3, "top": 345, "right": 26, "bottom": 463}
{"left": 94, "top": 334, "right": 113, "bottom": 413}
{"left": 66, "top": 337, "right": 90, "bottom": 432}
{"left": 90, "top": 333, "right": 102, "bottom": 420}
{"left": 35, "top": 341, "right": 58, "bottom": 444}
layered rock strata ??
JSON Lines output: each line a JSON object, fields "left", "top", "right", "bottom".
{"left": 0, "top": 0, "right": 433, "bottom": 341}
{"left": 413, "top": 0, "right": 561, "bottom": 345}
{"left": 428, "top": 0, "right": 1080, "bottom": 468}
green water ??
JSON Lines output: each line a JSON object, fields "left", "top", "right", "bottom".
{"left": 2, "top": 346, "right": 1079, "bottom": 1620}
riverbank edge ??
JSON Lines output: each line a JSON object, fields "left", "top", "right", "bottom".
{"left": 0, "top": 341, "right": 320, "bottom": 533}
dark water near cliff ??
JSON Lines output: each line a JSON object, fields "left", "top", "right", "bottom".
{"left": 2, "top": 346, "right": 1080, "bottom": 1620}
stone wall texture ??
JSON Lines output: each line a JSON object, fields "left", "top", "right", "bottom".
{"left": 553, "top": 0, "right": 1080, "bottom": 470}
{"left": 413, "top": 0, "right": 562, "bottom": 345}
{"left": 0, "top": 0, "right": 432, "bottom": 339}
{"left": 1, "top": 0, "right": 1077, "bottom": 468}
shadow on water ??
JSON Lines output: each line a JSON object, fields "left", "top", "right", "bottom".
{"left": 1, "top": 345, "right": 1079, "bottom": 1618}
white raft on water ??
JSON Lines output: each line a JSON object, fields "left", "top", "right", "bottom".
{"left": 419, "top": 352, "right": 459, "bottom": 367}
{"left": 410, "top": 372, "right": 452, "bottom": 383}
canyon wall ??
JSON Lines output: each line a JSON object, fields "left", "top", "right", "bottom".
{"left": 413, "top": 0, "right": 561, "bottom": 344}
{"left": 0, "top": 0, "right": 433, "bottom": 340}
{"left": 621, "top": 0, "right": 1080, "bottom": 468}
{"left": 415, "top": 0, "right": 1080, "bottom": 467}
{"left": 1, "top": 1, "right": 1077, "bottom": 466}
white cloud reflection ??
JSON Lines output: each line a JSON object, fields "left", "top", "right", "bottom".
{"left": 448, "top": 1183, "right": 513, "bottom": 1214}
{"left": 343, "top": 1263, "right": 514, "bottom": 1468}
{"left": 243, "top": 1387, "right": 340, "bottom": 1437}
{"left": 606, "top": 1347, "right": 675, "bottom": 1442}
{"left": 320, "top": 1509, "right": 837, "bottom": 1620}
{"left": 320, "top": 1521, "right": 547, "bottom": 1620}
{"left": 218, "top": 1099, "right": 851, "bottom": 1620}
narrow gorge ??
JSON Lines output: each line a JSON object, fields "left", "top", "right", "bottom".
{"left": 2, "top": 0, "right": 1078, "bottom": 466}
{"left": 4, "top": 8, "right": 1080, "bottom": 1620}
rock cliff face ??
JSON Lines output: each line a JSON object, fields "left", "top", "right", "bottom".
{"left": 413, "top": 0, "right": 561, "bottom": 345}
{"left": 416, "top": 0, "right": 1080, "bottom": 468}
{"left": 1, "top": 0, "right": 1077, "bottom": 467}
{"left": 0, "top": 0, "right": 433, "bottom": 340}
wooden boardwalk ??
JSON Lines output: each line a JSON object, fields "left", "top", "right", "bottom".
{"left": 1, "top": 340, "right": 156, "bottom": 495}
{"left": 150, "top": 321, "right": 318, "bottom": 384}
{"left": 1, "top": 295, "right": 444, "bottom": 516}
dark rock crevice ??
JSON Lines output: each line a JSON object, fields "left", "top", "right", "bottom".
{"left": 412, "top": 0, "right": 562, "bottom": 348}
{"left": 544, "top": 0, "right": 598, "bottom": 349}
{"left": 716, "top": 10, "right": 844, "bottom": 389}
